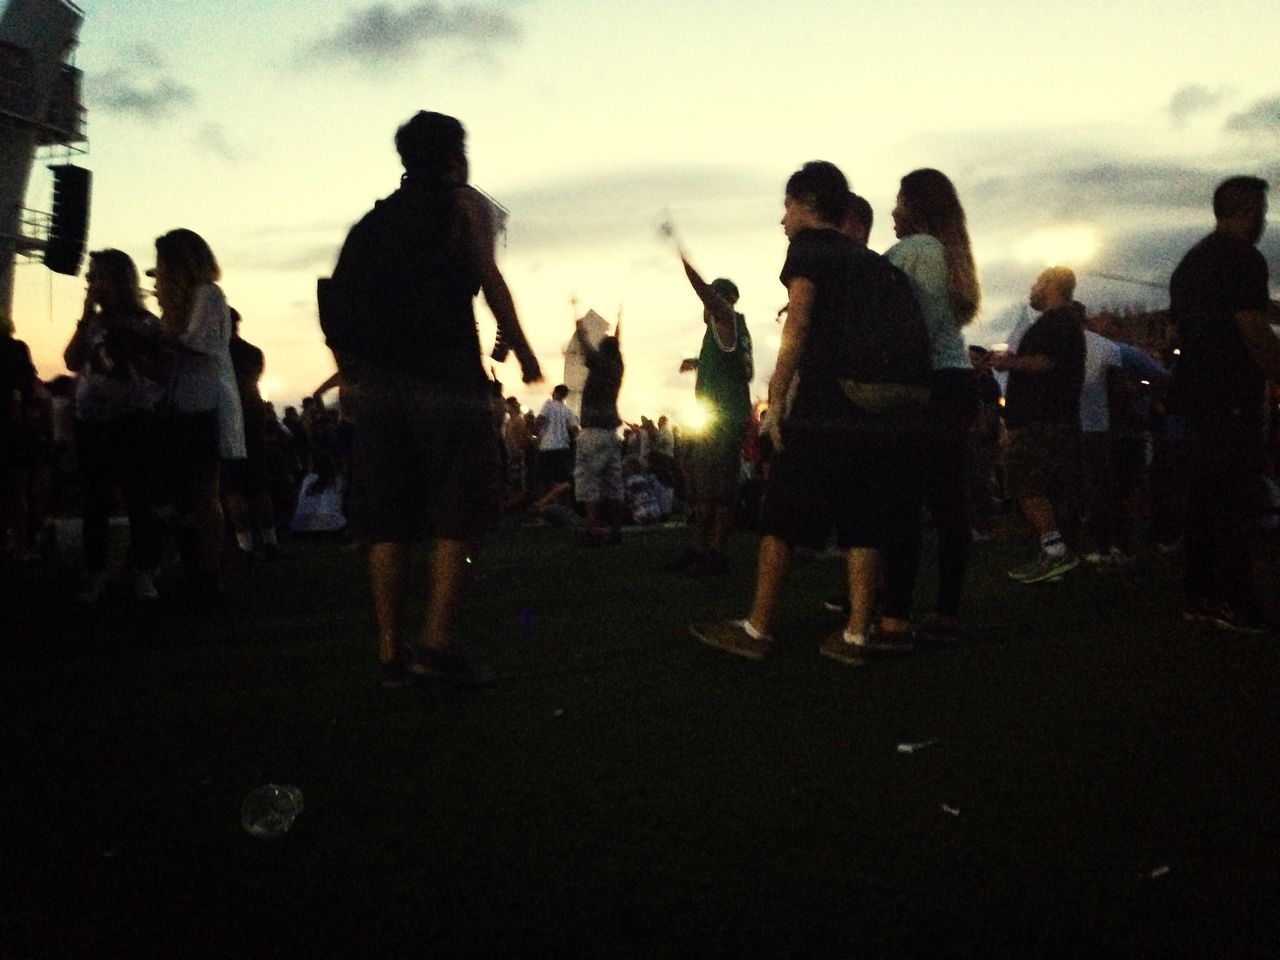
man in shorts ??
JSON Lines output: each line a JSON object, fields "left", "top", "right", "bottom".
{"left": 571, "top": 316, "right": 624, "bottom": 544}
{"left": 534, "top": 384, "right": 578, "bottom": 507}
{"left": 668, "top": 261, "right": 752, "bottom": 576}
{"left": 324, "top": 111, "right": 541, "bottom": 688}
{"left": 992, "top": 267, "right": 1087, "bottom": 584}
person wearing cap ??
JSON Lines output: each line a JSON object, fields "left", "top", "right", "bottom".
{"left": 667, "top": 259, "right": 753, "bottom": 576}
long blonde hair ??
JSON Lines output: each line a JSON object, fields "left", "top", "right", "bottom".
{"left": 898, "top": 169, "right": 980, "bottom": 326}
{"left": 154, "top": 229, "right": 220, "bottom": 335}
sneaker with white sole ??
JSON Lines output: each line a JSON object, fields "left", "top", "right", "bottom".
{"left": 690, "top": 619, "right": 772, "bottom": 660}
{"left": 1009, "top": 551, "right": 1080, "bottom": 584}
{"left": 818, "top": 630, "right": 867, "bottom": 666}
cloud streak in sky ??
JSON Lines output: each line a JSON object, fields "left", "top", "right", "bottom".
{"left": 301, "top": 2, "right": 522, "bottom": 68}
{"left": 1225, "top": 94, "right": 1280, "bottom": 137}
{"left": 89, "top": 44, "right": 196, "bottom": 119}
{"left": 1168, "top": 84, "right": 1231, "bottom": 125}
{"left": 502, "top": 166, "right": 777, "bottom": 252}
{"left": 91, "top": 70, "right": 196, "bottom": 119}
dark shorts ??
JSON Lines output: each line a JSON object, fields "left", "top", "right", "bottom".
{"left": 686, "top": 417, "right": 746, "bottom": 506}
{"left": 345, "top": 378, "right": 500, "bottom": 543}
{"left": 760, "top": 421, "right": 919, "bottom": 551}
{"left": 1006, "top": 422, "right": 1081, "bottom": 499}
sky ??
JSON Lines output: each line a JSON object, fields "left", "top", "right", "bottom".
{"left": 10, "top": 0, "right": 1280, "bottom": 423}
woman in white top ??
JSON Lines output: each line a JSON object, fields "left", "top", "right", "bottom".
{"left": 882, "top": 169, "right": 981, "bottom": 641}
{"left": 151, "top": 228, "right": 242, "bottom": 602}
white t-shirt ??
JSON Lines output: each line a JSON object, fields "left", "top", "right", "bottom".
{"left": 537, "top": 398, "right": 578, "bottom": 451}
{"left": 885, "top": 233, "right": 971, "bottom": 371}
{"left": 1080, "top": 330, "right": 1123, "bottom": 434}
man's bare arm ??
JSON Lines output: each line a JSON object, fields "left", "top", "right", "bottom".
{"left": 680, "top": 255, "right": 736, "bottom": 343}
{"left": 458, "top": 188, "right": 542, "bottom": 383}
{"left": 770, "top": 278, "right": 814, "bottom": 413}
{"left": 1236, "top": 309, "right": 1280, "bottom": 381}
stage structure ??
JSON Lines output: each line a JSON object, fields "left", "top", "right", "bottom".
{"left": 0, "top": 0, "right": 88, "bottom": 332}
{"left": 562, "top": 307, "right": 611, "bottom": 418}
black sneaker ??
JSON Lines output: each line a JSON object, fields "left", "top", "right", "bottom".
{"left": 405, "top": 645, "right": 496, "bottom": 687}
{"left": 378, "top": 658, "right": 415, "bottom": 690}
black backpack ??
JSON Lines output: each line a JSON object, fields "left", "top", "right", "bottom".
{"left": 836, "top": 256, "right": 933, "bottom": 414}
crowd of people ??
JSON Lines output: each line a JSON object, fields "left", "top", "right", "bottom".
{"left": 0, "top": 243, "right": 350, "bottom": 605}
{"left": 2, "top": 109, "right": 1277, "bottom": 686}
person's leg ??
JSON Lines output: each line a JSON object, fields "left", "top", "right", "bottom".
{"left": 1018, "top": 495, "right": 1058, "bottom": 538}
{"left": 116, "top": 413, "right": 163, "bottom": 578}
{"left": 224, "top": 489, "right": 253, "bottom": 552}
{"left": 192, "top": 473, "right": 224, "bottom": 575}
{"left": 710, "top": 504, "right": 735, "bottom": 554}
{"left": 878, "top": 433, "right": 924, "bottom": 632}
{"left": 422, "top": 538, "right": 471, "bottom": 651}
{"left": 75, "top": 419, "right": 113, "bottom": 576}
{"left": 746, "top": 534, "right": 790, "bottom": 637}
{"left": 368, "top": 541, "right": 411, "bottom": 663}
{"left": 251, "top": 489, "right": 279, "bottom": 550}
{"left": 926, "top": 431, "right": 972, "bottom": 621}
{"left": 690, "top": 502, "right": 713, "bottom": 553}
{"left": 846, "top": 547, "right": 878, "bottom": 637}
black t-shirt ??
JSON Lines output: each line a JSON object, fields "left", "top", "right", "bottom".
{"left": 1170, "top": 230, "right": 1271, "bottom": 432}
{"left": 779, "top": 228, "right": 930, "bottom": 430}
{"left": 779, "top": 228, "right": 901, "bottom": 380}
{"left": 1003, "top": 304, "right": 1086, "bottom": 428}
{"left": 331, "top": 182, "right": 485, "bottom": 392}
{"left": 580, "top": 341, "right": 623, "bottom": 429}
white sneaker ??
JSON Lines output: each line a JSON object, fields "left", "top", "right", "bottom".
{"left": 132, "top": 569, "right": 159, "bottom": 601}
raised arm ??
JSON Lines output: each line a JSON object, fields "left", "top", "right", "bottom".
{"left": 680, "top": 254, "right": 736, "bottom": 343}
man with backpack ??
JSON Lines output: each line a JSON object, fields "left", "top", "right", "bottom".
{"left": 320, "top": 111, "right": 541, "bottom": 689}
{"left": 692, "top": 162, "right": 931, "bottom": 663}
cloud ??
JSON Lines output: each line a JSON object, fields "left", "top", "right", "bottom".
{"left": 192, "top": 122, "right": 250, "bottom": 163}
{"left": 1169, "top": 84, "right": 1230, "bottom": 126}
{"left": 975, "top": 225, "right": 1280, "bottom": 340}
{"left": 502, "top": 166, "right": 777, "bottom": 251}
{"left": 1225, "top": 95, "right": 1280, "bottom": 137}
{"left": 91, "top": 69, "right": 196, "bottom": 119}
{"left": 301, "top": 2, "right": 522, "bottom": 68}
{"left": 967, "top": 160, "right": 1213, "bottom": 225}
{"left": 88, "top": 45, "right": 197, "bottom": 119}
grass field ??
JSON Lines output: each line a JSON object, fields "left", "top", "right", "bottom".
{"left": 2, "top": 519, "right": 1278, "bottom": 958}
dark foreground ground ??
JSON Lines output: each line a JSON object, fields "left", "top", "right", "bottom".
{"left": 2, "top": 518, "right": 1278, "bottom": 959}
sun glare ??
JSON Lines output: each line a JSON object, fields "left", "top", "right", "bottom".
{"left": 681, "top": 398, "right": 715, "bottom": 435}
{"left": 1013, "top": 225, "right": 1099, "bottom": 267}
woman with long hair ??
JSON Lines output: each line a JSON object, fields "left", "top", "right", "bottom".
{"left": 151, "top": 229, "right": 243, "bottom": 602}
{"left": 62, "top": 249, "right": 166, "bottom": 602}
{"left": 882, "top": 168, "right": 981, "bottom": 640}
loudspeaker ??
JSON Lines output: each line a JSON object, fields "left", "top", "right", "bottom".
{"left": 44, "top": 164, "right": 91, "bottom": 276}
